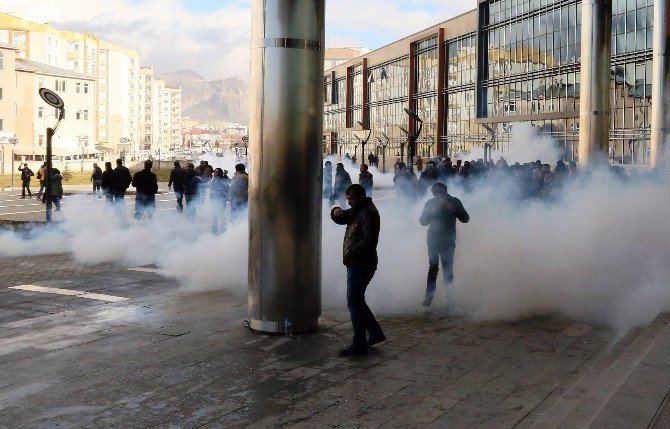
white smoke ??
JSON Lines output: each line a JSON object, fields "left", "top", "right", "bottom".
{"left": 0, "top": 147, "right": 669, "bottom": 336}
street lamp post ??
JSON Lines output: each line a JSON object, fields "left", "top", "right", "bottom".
{"left": 399, "top": 108, "right": 423, "bottom": 171}
{"left": 38, "top": 88, "right": 65, "bottom": 223}
{"left": 376, "top": 131, "right": 390, "bottom": 173}
{"left": 356, "top": 120, "right": 372, "bottom": 166}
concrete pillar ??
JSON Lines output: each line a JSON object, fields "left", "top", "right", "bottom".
{"left": 651, "top": 0, "right": 670, "bottom": 168}
{"left": 248, "top": 0, "right": 324, "bottom": 334}
{"left": 578, "top": 0, "right": 613, "bottom": 166}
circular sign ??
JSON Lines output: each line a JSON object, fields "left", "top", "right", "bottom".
{"left": 9, "top": 138, "right": 18, "bottom": 145}
{"left": 119, "top": 137, "right": 129, "bottom": 143}
{"left": 39, "top": 88, "right": 65, "bottom": 109}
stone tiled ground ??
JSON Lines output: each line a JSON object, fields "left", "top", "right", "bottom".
{"left": 0, "top": 254, "right": 669, "bottom": 428}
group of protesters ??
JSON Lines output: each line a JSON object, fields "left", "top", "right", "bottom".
{"left": 86, "top": 159, "right": 249, "bottom": 230}
{"left": 166, "top": 160, "right": 249, "bottom": 230}
{"left": 389, "top": 156, "right": 587, "bottom": 202}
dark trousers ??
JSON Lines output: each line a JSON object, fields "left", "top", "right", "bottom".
{"left": 184, "top": 193, "right": 196, "bottom": 219}
{"left": 37, "top": 180, "right": 45, "bottom": 198}
{"left": 426, "top": 237, "right": 456, "bottom": 298}
{"left": 92, "top": 180, "right": 102, "bottom": 193}
{"left": 21, "top": 180, "right": 31, "bottom": 197}
{"left": 346, "top": 266, "right": 383, "bottom": 349}
{"left": 134, "top": 193, "right": 156, "bottom": 219}
{"left": 174, "top": 190, "right": 184, "bottom": 212}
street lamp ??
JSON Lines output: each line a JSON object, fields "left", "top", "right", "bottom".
{"left": 376, "top": 131, "right": 390, "bottom": 173}
{"left": 356, "top": 120, "right": 372, "bottom": 166}
{"left": 38, "top": 88, "right": 65, "bottom": 223}
{"left": 399, "top": 108, "right": 423, "bottom": 170}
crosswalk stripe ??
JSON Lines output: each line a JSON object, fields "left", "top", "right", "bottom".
{"left": 8, "top": 285, "right": 129, "bottom": 302}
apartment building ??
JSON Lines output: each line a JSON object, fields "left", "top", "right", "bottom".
{"left": 0, "top": 13, "right": 179, "bottom": 159}
{"left": 14, "top": 59, "right": 96, "bottom": 161}
{"left": 163, "top": 87, "right": 181, "bottom": 150}
{"left": 0, "top": 42, "right": 18, "bottom": 172}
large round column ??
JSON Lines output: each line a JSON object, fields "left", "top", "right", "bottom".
{"left": 578, "top": 0, "right": 613, "bottom": 166}
{"left": 248, "top": 0, "right": 324, "bottom": 334}
{"left": 651, "top": 0, "right": 670, "bottom": 168}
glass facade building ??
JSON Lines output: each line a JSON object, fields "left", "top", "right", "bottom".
{"left": 323, "top": 0, "right": 659, "bottom": 167}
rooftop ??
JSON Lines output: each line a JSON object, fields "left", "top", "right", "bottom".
{"left": 15, "top": 59, "right": 95, "bottom": 81}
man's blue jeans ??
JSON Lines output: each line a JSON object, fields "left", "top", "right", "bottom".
{"left": 346, "top": 266, "right": 383, "bottom": 349}
{"left": 174, "top": 191, "right": 184, "bottom": 212}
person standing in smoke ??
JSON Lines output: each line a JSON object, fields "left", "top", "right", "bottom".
{"left": 168, "top": 160, "right": 187, "bottom": 212}
{"left": 333, "top": 162, "right": 352, "bottom": 207}
{"left": 50, "top": 168, "right": 63, "bottom": 211}
{"left": 18, "top": 163, "right": 34, "bottom": 199}
{"left": 91, "top": 163, "right": 103, "bottom": 197}
{"left": 323, "top": 161, "right": 333, "bottom": 202}
{"left": 101, "top": 162, "right": 114, "bottom": 205}
{"left": 112, "top": 159, "right": 132, "bottom": 204}
{"left": 183, "top": 162, "right": 201, "bottom": 220}
{"left": 331, "top": 184, "right": 386, "bottom": 356}
{"left": 359, "top": 163, "right": 373, "bottom": 197}
{"left": 131, "top": 160, "right": 159, "bottom": 220}
{"left": 419, "top": 182, "right": 469, "bottom": 307}
{"left": 210, "top": 167, "right": 230, "bottom": 233}
{"left": 36, "top": 163, "right": 46, "bottom": 200}
{"left": 229, "top": 163, "right": 249, "bottom": 220}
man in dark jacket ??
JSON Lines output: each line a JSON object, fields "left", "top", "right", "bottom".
{"left": 168, "top": 160, "right": 187, "bottom": 212}
{"left": 331, "top": 184, "right": 386, "bottom": 356}
{"left": 131, "top": 160, "right": 159, "bottom": 219}
{"left": 358, "top": 163, "right": 373, "bottom": 197}
{"left": 419, "top": 182, "right": 469, "bottom": 307}
{"left": 183, "top": 162, "right": 201, "bottom": 219}
{"left": 91, "top": 163, "right": 103, "bottom": 196}
{"left": 323, "top": 161, "right": 333, "bottom": 201}
{"left": 18, "top": 163, "right": 34, "bottom": 198}
{"left": 112, "top": 158, "right": 132, "bottom": 203}
{"left": 333, "top": 163, "right": 352, "bottom": 207}
{"left": 101, "top": 162, "right": 115, "bottom": 204}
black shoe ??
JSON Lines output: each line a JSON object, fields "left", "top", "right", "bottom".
{"left": 422, "top": 295, "right": 434, "bottom": 307}
{"left": 339, "top": 345, "right": 368, "bottom": 357}
{"left": 368, "top": 333, "right": 386, "bottom": 347}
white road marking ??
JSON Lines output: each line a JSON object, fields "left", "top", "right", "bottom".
{"left": 126, "top": 267, "right": 165, "bottom": 274}
{"left": 8, "top": 285, "right": 129, "bottom": 302}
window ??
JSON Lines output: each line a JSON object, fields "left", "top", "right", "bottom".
{"left": 38, "top": 78, "right": 44, "bottom": 89}
{"left": 0, "top": 52, "right": 3, "bottom": 71}
{"left": 0, "top": 87, "right": 3, "bottom": 100}
{"left": 55, "top": 80, "right": 66, "bottom": 92}
{"left": 38, "top": 135, "right": 44, "bottom": 146}
{"left": 38, "top": 107, "right": 43, "bottom": 118}
{"left": 83, "top": 83, "right": 89, "bottom": 94}
{"left": 0, "top": 118, "right": 3, "bottom": 131}
{"left": 76, "top": 82, "right": 81, "bottom": 93}
{"left": 76, "top": 111, "right": 81, "bottom": 120}
{"left": 83, "top": 110, "right": 89, "bottom": 120}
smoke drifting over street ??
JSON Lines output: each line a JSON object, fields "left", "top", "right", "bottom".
{"left": 0, "top": 146, "right": 668, "bottom": 336}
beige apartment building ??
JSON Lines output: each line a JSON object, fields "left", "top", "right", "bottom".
{"left": 163, "top": 87, "right": 181, "bottom": 150}
{"left": 14, "top": 59, "right": 96, "bottom": 162}
{"left": 0, "top": 42, "right": 18, "bottom": 173}
{"left": 0, "top": 13, "right": 180, "bottom": 160}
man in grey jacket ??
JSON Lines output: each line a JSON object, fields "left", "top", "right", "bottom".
{"left": 419, "top": 182, "right": 469, "bottom": 307}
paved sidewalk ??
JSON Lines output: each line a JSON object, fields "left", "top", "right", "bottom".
{"left": 1, "top": 254, "right": 669, "bottom": 428}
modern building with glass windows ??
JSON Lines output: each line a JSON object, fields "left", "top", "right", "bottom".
{"left": 323, "top": 0, "right": 666, "bottom": 168}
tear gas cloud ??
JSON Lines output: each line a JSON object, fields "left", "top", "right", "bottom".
{"left": 1, "top": 145, "right": 669, "bottom": 336}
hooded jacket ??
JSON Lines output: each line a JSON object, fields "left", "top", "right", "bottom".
{"left": 331, "top": 197, "right": 380, "bottom": 268}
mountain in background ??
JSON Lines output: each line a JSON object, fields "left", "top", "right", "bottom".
{"left": 158, "top": 70, "right": 249, "bottom": 125}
